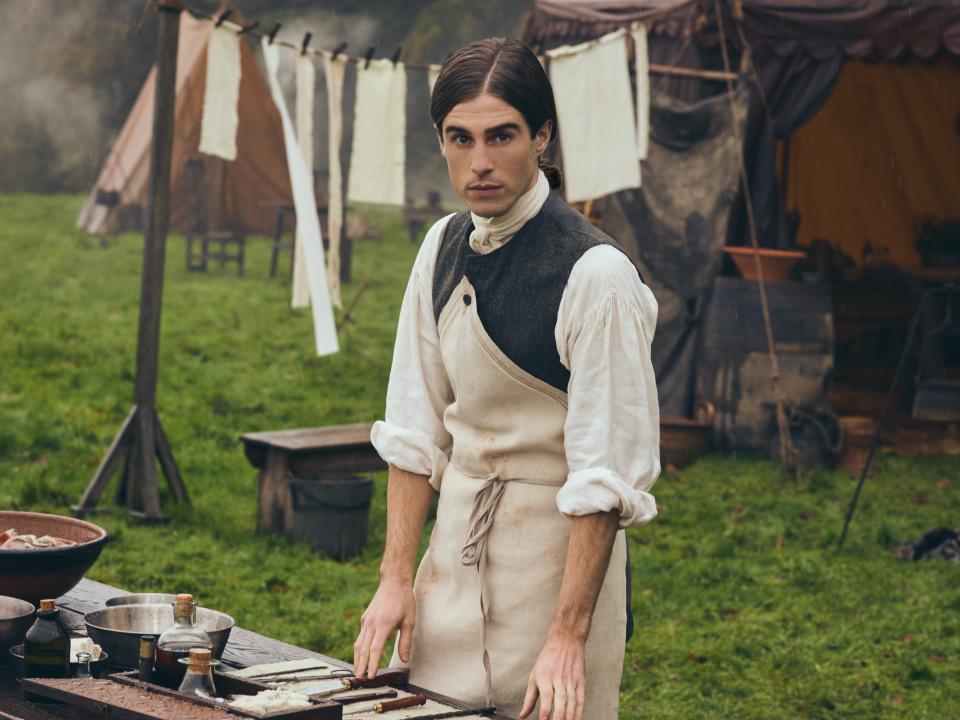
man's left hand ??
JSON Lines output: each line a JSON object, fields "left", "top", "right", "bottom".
{"left": 518, "top": 630, "right": 586, "bottom": 720}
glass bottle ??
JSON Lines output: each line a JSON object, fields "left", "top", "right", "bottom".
{"left": 74, "top": 652, "right": 93, "bottom": 679}
{"left": 23, "top": 599, "right": 70, "bottom": 703}
{"left": 155, "top": 594, "right": 212, "bottom": 685}
{"left": 177, "top": 647, "right": 217, "bottom": 699}
{"left": 138, "top": 635, "right": 156, "bottom": 682}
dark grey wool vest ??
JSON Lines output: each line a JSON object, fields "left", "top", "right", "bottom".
{"left": 432, "top": 191, "right": 641, "bottom": 393}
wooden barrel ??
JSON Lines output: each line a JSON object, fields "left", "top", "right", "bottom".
{"left": 695, "top": 277, "right": 834, "bottom": 450}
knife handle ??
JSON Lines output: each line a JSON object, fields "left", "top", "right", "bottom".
{"left": 375, "top": 695, "right": 428, "bottom": 713}
{"left": 346, "top": 668, "right": 410, "bottom": 689}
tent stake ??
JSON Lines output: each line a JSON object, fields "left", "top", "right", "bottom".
{"left": 74, "top": 0, "right": 188, "bottom": 522}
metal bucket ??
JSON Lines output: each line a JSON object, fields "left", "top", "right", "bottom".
{"left": 289, "top": 474, "right": 374, "bottom": 561}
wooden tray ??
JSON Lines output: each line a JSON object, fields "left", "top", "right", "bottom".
{"left": 23, "top": 670, "right": 342, "bottom": 720}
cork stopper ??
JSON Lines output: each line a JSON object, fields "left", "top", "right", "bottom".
{"left": 188, "top": 647, "right": 211, "bottom": 663}
{"left": 175, "top": 593, "right": 194, "bottom": 604}
{"left": 39, "top": 599, "right": 55, "bottom": 612}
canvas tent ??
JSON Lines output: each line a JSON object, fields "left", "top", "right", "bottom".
{"left": 78, "top": 12, "right": 291, "bottom": 237}
{"left": 524, "top": 0, "right": 960, "bottom": 443}
{"left": 524, "top": 0, "right": 960, "bottom": 264}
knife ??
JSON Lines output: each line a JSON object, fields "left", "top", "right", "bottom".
{"left": 342, "top": 694, "right": 427, "bottom": 715}
{"left": 334, "top": 689, "right": 399, "bottom": 705}
{"left": 382, "top": 707, "right": 497, "bottom": 720}
{"left": 306, "top": 668, "right": 411, "bottom": 699}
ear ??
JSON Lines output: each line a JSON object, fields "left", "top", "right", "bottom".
{"left": 534, "top": 119, "right": 553, "bottom": 155}
{"left": 435, "top": 125, "right": 446, "bottom": 157}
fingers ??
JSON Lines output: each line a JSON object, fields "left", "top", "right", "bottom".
{"left": 518, "top": 672, "right": 539, "bottom": 719}
{"left": 397, "top": 613, "right": 415, "bottom": 663}
{"left": 352, "top": 620, "right": 370, "bottom": 678}
{"left": 537, "top": 680, "right": 554, "bottom": 720}
{"left": 366, "top": 624, "right": 391, "bottom": 679}
{"left": 574, "top": 679, "right": 585, "bottom": 720}
{"left": 549, "top": 684, "right": 566, "bottom": 720}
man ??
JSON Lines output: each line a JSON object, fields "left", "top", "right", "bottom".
{"left": 354, "top": 37, "right": 660, "bottom": 720}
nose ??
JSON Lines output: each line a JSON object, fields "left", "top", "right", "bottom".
{"left": 469, "top": 146, "right": 493, "bottom": 177}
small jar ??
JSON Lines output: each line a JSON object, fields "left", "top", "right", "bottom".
{"left": 177, "top": 647, "right": 218, "bottom": 699}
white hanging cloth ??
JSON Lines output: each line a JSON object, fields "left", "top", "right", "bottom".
{"left": 199, "top": 26, "right": 241, "bottom": 161}
{"left": 347, "top": 59, "right": 406, "bottom": 206}
{"left": 427, "top": 64, "right": 441, "bottom": 95}
{"left": 632, "top": 23, "right": 650, "bottom": 161}
{"left": 547, "top": 29, "right": 641, "bottom": 203}
{"left": 292, "top": 53, "right": 315, "bottom": 308}
{"left": 323, "top": 52, "right": 347, "bottom": 309}
{"left": 262, "top": 38, "right": 339, "bottom": 357}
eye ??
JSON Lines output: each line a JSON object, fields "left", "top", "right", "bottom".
{"left": 492, "top": 133, "right": 512, "bottom": 144}
{"left": 452, "top": 134, "right": 472, "bottom": 146}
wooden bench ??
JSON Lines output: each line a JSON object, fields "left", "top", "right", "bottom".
{"left": 240, "top": 424, "right": 386, "bottom": 534}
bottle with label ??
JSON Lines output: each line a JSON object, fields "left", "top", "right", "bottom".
{"left": 155, "top": 594, "right": 212, "bottom": 685}
{"left": 23, "top": 599, "right": 70, "bottom": 702}
{"left": 177, "top": 647, "right": 218, "bottom": 699}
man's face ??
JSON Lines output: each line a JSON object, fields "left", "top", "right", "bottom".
{"left": 439, "top": 93, "right": 552, "bottom": 218}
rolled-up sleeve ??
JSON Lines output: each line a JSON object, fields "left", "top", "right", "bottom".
{"left": 554, "top": 244, "right": 660, "bottom": 528}
{"left": 370, "top": 216, "right": 454, "bottom": 491}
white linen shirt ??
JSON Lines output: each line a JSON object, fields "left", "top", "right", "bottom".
{"left": 371, "top": 206, "right": 661, "bottom": 528}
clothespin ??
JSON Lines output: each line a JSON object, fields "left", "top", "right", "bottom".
{"left": 331, "top": 41, "right": 348, "bottom": 60}
{"left": 363, "top": 46, "right": 376, "bottom": 70}
{"left": 214, "top": 9, "right": 233, "bottom": 27}
{"left": 268, "top": 23, "right": 281, "bottom": 45}
{"left": 301, "top": 31, "right": 313, "bottom": 55}
{"left": 390, "top": 45, "right": 403, "bottom": 66}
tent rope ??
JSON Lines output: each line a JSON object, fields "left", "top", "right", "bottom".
{"left": 714, "top": 0, "right": 798, "bottom": 478}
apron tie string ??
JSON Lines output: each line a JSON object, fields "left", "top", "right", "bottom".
{"left": 460, "top": 472, "right": 507, "bottom": 707}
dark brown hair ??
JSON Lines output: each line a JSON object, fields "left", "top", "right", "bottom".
{"left": 430, "top": 37, "right": 562, "bottom": 189}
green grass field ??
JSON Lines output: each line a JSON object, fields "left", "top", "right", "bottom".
{"left": 1, "top": 195, "right": 958, "bottom": 718}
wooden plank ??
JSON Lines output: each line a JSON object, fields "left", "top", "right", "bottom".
{"left": 73, "top": 405, "right": 137, "bottom": 514}
{"left": 240, "top": 424, "right": 374, "bottom": 453}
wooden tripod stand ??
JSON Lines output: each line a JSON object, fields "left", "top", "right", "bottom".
{"left": 73, "top": 0, "right": 189, "bottom": 521}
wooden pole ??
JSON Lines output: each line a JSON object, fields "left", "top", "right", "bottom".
{"left": 74, "top": 0, "right": 189, "bottom": 520}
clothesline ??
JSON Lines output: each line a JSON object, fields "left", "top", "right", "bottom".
{"left": 177, "top": 0, "right": 732, "bottom": 81}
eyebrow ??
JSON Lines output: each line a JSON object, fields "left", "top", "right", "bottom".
{"left": 444, "top": 122, "right": 523, "bottom": 136}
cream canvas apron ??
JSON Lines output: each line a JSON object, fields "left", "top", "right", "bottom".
{"left": 391, "top": 276, "right": 627, "bottom": 719}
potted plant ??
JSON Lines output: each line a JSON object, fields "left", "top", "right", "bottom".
{"left": 914, "top": 219, "right": 960, "bottom": 268}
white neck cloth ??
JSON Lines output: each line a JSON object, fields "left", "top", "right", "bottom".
{"left": 469, "top": 170, "right": 550, "bottom": 254}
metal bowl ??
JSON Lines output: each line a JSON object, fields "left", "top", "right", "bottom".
{"left": 9, "top": 644, "right": 110, "bottom": 679}
{"left": 105, "top": 593, "right": 178, "bottom": 608}
{"left": 0, "top": 596, "right": 35, "bottom": 666}
{"left": 84, "top": 604, "right": 234, "bottom": 668}
{"left": 0, "top": 511, "right": 108, "bottom": 604}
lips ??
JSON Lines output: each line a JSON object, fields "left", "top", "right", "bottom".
{"left": 467, "top": 184, "right": 502, "bottom": 194}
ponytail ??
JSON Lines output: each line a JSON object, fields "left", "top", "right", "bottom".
{"left": 539, "top": 157, "right": 562, "bottom": 190}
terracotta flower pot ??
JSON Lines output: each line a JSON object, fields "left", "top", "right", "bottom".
{"left": 724, "top": 246, "right": 807, "bottom": 283}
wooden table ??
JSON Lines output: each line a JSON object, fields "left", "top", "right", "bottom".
{"left": 1, "top": 578, "right": 505, "bottom": 719}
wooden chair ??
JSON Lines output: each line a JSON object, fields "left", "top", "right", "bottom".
{"left": 182, "top": 156, "right": 246, "bottom": 275}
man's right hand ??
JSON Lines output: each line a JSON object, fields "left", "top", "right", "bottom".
{"left": 353, "top": 578, "right": 417, "bottom": 679}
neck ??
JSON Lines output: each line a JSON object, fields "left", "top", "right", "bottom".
{"left": 469, "top": 170, "right": 550, "bottom": 253}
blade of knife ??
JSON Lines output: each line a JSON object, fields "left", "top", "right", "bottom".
{"left": 385, "top": 707, "right": 497, "bottom": 720}
{"left": 333, "top": 689, "right": 399, "bottom": 705}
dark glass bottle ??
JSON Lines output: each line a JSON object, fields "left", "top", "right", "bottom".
{"left": 138, "top": 635, "right": 156, "bottom": 682}
{"left": 23, "top": 599, "right": 70, "bottom": 703}
{"left": 155, "top": 594, "right": 212, "bottom": 686}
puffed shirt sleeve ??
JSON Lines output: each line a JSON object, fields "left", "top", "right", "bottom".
{"left": 554, "top": 244, "right": 661, "bottom": 528}
{"left": 370, "top": 215, "right": 455, "bottom": 491}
